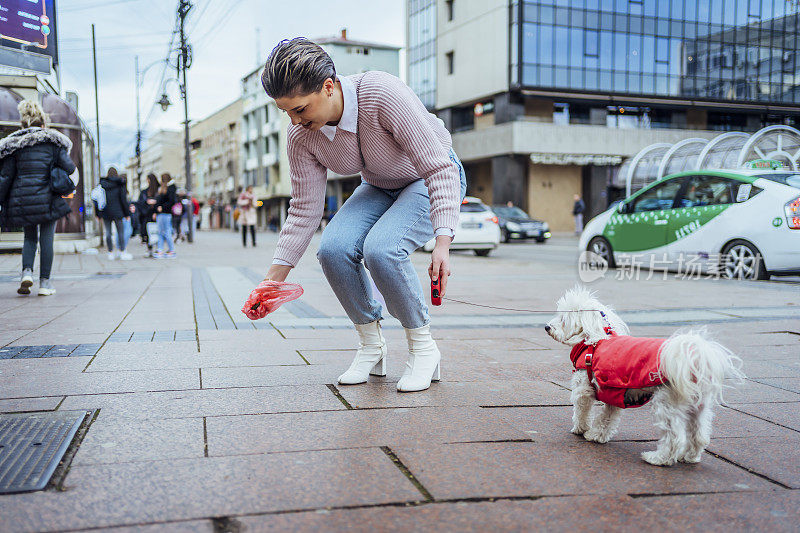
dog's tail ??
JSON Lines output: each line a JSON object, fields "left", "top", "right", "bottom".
{"left": 658, "top": 329, "right": 745, "bottom": 405}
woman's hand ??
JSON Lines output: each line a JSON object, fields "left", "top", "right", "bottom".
{"left": 266, "top": 264, "right": 292, "bottom": 283}
{"left": 428, "top": 235, "right": 452, "bottom": 298}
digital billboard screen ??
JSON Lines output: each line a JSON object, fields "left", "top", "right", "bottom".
{"left": 0, "top": 0, "right": 58, "bottom": 63}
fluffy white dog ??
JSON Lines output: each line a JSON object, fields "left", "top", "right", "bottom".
{"left": 545, "top": 286, "right": 745, "bottom": 466}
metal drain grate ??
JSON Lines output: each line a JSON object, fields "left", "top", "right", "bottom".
{"left": 0, "top": 411, "right": 89, "bottom": 494}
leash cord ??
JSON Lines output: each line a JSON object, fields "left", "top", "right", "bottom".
{"left": 441, "top": 296, "right": 603, "bottom": 315}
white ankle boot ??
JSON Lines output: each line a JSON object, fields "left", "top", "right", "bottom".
{"left": 397, "top": 324, "right": 441, "bottom": 392}
{"left": 337, "top": 320, "right": 387, "bottom": 385}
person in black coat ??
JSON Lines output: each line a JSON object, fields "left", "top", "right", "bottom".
{"left": 136, "top": 173, "right": 159, "bottom": 257}
{"left": 0, "top": 100, "right": 76, "bottom": 296}
{"left": 154, "top": 173, "right": 177, "bottom": 257}
{"left": 93, "top": 166, "right": 132, "bottom": 260}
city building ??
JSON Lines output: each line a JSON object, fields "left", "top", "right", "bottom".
{"left": 125, "top": 129, "right": 184, "bottom": 196}
{"left": 189, "top": 99, "right": 242, "bottom": 229}
{"left": 407, "top": 0, "right": 800, "bottom": 231}
{"left": 240, "top": 29, "right": 401, "bottom": 228}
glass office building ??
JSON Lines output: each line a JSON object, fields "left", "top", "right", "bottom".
{"left": 408, "top": 0, "right": 437, "bottom": 109}
{"left": 511, "top": 0, "right": 800, "bottom": 105}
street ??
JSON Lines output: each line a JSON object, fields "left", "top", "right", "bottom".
{"left": 0, "top": 230, "right": 798, "bottom": 532}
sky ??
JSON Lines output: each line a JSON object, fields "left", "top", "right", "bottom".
{"left": 55, "top": 0, "right": 406, "bottom": 170}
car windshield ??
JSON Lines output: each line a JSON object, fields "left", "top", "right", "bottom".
{"left": 493, "top": 206, "right": 529, "bottom": 218}
{"left": 460, "top": 202, "right": 488, "bottom": 213}
{"left": 755, "top": 173, "right": 800, "bottom": 189}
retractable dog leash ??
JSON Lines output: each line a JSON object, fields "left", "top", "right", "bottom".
{"left": 430, "top": 280, "right": 606, "bottom": 315}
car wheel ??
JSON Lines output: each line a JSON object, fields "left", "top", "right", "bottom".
{"left": 474, "top": 249, "right": 492, "bottom": 257}
{"left": 502, "top": 230, "right": 510, "bottom": 243}
{"left": 536, "top": 237, "right": 545, "bottom": 243}
{"left": 587, "top": 237, "right": 616, "bottom": 268}
{"left": 720, "top": 240, "right": 769, "bottom": 280}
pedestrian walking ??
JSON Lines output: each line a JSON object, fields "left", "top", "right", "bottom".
{"left": 262, "top": 38, "right": 466, "bottom": 392}
{"left": 94, "top": 167, "right": 133, "bottom": 260}
{"left": 154, "top": 173, "right": 176, "bottom": 258}
{"left": 573, "top": 193, "right": 586, "bottom": 235}
{"left": 136, "top": 173, "right": 159, "bottom": 257}
{"left": 0, "top": 99, "right": 77, "bottom": 296}
{"left": 237, "top": 185, "right": 257, "bottom": 247}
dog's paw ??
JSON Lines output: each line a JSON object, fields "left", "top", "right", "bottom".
{"left": 570, "top": 425, "right": 587, "bottom": 435}
{"left": 679, "top": 452, "right": 703, "bottom": 464}
{"left": 584, "top": 428, "right": 611, "bottom": 443}
{"left": 641, "top": 450, "right": 675, "bottom": 466}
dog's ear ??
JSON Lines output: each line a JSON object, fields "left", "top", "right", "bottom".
{"left": 582, "top": 310, "right": 610, "bottom": 345}
{"left": 602, "top": 307, "right": 629, "bottom": 335}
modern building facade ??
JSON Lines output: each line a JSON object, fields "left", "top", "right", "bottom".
{"left": 240, "top": 30, "right": 401, "bottom": 228}
{"left": 408, "top": 0, "right": 800, "bottom": 231}
{"left": 125, "top": 129, "right": 184, "bottom": 196}
{"left": 189, "top": 99, "right": 242, "bottom": 229}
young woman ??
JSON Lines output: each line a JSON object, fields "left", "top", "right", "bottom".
{"left": 0, "top": 100, "right": 76, "bottom": 296}
{"left": 262, "top": 38, "right": 466, "bottom": 392}
{"left": 237, "top": 185, "right": 257, "bottom": 247}
{"left": 154, "top": 173, "right": 177, "bottom": 258}
{"left": 137, "top": 173, "right": 159, "bottom": 257}
{"left": 94, "top": 167, "right": 132, "bottom": 260}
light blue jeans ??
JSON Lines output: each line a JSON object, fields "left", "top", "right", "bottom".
{"left": 156, "top": 213, "right": 175, "bottom": 253}
{"left": 318, "top": 150, "right": 467, "bottom": 329}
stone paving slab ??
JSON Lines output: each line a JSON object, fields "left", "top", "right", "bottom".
{"left": 85, "top": 347, "right": 307, "bottom": 372}
{"left": 336, "top": 380, "right": 570, "bottom": 409}
{"left": 740, "top": 358, "right": 800, "bottom": 378}
{"left": 71, "top": 522, "right": 214, "bottom": 533}
{"left": 751, "top": 377, "right": 800, "bottom": 394}
{"left": 392, "top": 441, "right": 777, "bottom": 500}
{"left": 200, "top": 364, "right": 355, "bottom": 388}
{"left": 707, "top": 436, "right": 800, "bottom": 489}
{"left": 0, "top": 396, "right": 63, "bottom": 413}
{"left": 58, "top": 385, "right": 346, "bottom": 419}
{"left": 235, "top": 495, "right": 676, "bottom": 532}
{"left": 0, "top": 369, "right": 199, "bottom": 398}
{"left": 0, "top": 355, "right": 90, "bottom": 375}
{"left": 205, "top": 407, "right": 529, "bottom": 456}
{"left": 495, "top": 404, "right": 798, "bottom": 442}
{"left": 729, "top": 402, "right": 800, "bottom": 431}
{"left": 721, "top": 379, "right": 800, "bottom": 404}
{"left": 72, "top": 413, "right": 205, "bottom": 466}
{"left": 0, "top": 449, "right": 422, "bottom": 533}
{"left": 636, "top": 491, "right": 800, "bottom": 532}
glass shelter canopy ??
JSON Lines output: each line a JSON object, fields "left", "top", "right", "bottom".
{"left": 623, "top": 125, "right": 800, "bottom": 196}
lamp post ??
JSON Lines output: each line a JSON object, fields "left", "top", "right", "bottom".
{"left": 134, "top": 56, "right": 168, "bottom": 192}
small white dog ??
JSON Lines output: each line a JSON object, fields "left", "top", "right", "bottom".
{"left": 545, "top": 286, "right": 745, "bottom": 466}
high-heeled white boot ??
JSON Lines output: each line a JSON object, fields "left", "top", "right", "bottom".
{"left": 397, "top": 324, "right": 441, "bottom": 392}
{"left": 337, "top": 320, "right": 387, "bottom": 385}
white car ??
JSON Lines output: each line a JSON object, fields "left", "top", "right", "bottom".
{"left": 423, "top": 196, "right": 501, "bottom": 256}
{"left": 579, "top": 166, "right": 800, "bottom": 280}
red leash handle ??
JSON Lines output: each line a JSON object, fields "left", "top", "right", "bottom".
{"left": 431, "top": 278, "right": 442, "bottom": 306}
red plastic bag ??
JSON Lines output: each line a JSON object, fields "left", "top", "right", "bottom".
{"left": 242, "top": 280, "right": 304, "bottom": 320}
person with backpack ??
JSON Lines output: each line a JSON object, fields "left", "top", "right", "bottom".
{"left": 93, "top": 167, "right": 132, "bottom": 260}
{"left": 0, "top": 100, "right": 77, "bottom": 296}
{"left": 136, "top": 173, "right": 159, "bottom": 257}
{"left": 154, "top": 172, "right": 177, "bottom": 258}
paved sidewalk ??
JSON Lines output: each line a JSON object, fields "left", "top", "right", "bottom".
{"left": 0, "top": 231, "right": 798, "bottom": 532}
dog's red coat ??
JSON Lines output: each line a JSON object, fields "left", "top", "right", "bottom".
{"left": 570, "top": 335, "right": 666, "bottom": 408}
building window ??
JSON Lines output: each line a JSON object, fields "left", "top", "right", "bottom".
{"left": 446, "top": 51, "right": 454, "bottom": 74}
{"left": 446, "top": 0, "right": 453, "bottom": 21}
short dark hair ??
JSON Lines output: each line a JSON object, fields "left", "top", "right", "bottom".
{"left": 261, "top": 37, "right": 336, "bottom": 99}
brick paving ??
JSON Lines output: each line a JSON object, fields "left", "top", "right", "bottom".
{"left": 0, "top": 230, "right": 797, "bottom": 532}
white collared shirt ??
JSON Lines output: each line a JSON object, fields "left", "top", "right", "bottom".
{"left": 320, "top": 76, "right": 357, "bottom": 142}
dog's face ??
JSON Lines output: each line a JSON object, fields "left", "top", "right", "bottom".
{"left": 545, "top": 286, "right": 628, "bottom": 346}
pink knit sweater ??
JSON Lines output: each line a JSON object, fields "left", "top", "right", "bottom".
{"left": 273, "top": 71, "right": 461, "bottom": 267}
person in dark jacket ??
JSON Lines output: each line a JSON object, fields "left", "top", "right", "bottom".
{"left": 572, "top": 193, "right": 586, "bottom": 235}
{"left": 154, "top": 173, "right": 177, "bottom": 257}
{"left": 136, "top": 173, "right": 159, "bottom": 257}
{"left": 0, "top": 100, "right": 76, "bottom": 296}
{"left": 94, "top": 167, "right": 132, "bottom": 260}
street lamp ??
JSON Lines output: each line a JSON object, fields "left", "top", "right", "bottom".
{"left": 135, "top": 56, "right": 168, "bottom": 192}
{"left": 157, "top": 93, "right": 171, "bottom": 112}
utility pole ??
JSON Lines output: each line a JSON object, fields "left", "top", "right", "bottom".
{"left": 178, "top": 0, "right": 194, "bottom": 243}
{"left": 91, "top": 24, "right": 101, "bottom": 175}
{"left": 135, "top": 55, "right": 142, "bottom": 193}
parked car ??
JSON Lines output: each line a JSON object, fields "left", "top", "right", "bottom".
{"left": 492, "top": 204, "right": 551, "bottom": 243}
{"left": 423, "top": 196, "right": 501, "bottom": 256}
{"left": 578, "top": 166, "right": 800, "bottom": 280}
